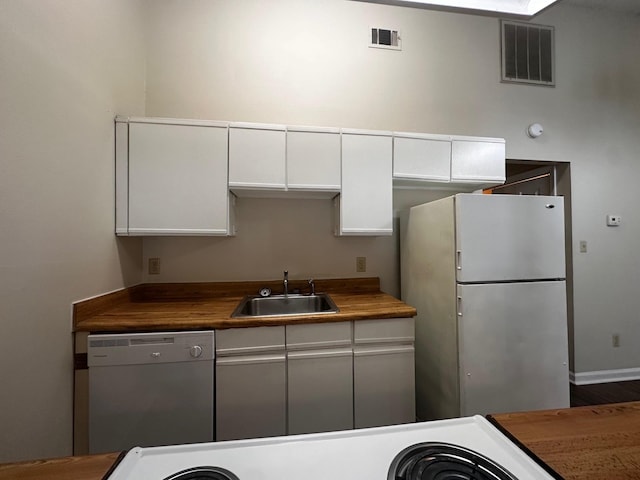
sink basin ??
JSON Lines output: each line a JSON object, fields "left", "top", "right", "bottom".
{"left": 231, "top": 293, "right": 339, "bottom": 318}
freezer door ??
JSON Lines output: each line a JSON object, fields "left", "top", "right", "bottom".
{"left": 455, "top": 194, "right": 566, "bottom": 282}
{"left": 457, "top": 281, "right": 570, "bottom": 416}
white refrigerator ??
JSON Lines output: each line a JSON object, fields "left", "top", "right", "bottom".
{"left": 401, "top": 193, "right": 570, "bottom": 421}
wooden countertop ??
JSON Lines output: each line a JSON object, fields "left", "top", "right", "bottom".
{"left": 73, "top": 277, "right": 417, "bottom": 332}
{"left": 0, "top": 452, "right": 119, "bottom": 480}
{"left": 4, "top": 402, "right": 640, "bottom": 479}
{"left": 489, "top": 401, "right": 640, "bottom": 479}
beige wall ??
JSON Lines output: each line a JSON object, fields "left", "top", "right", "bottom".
{"left": 0, "top": 0, "right": 145, "bottom": 462}
{"left": 142, "top": 0, "right": 640, "bottom": 378}
{"left": 2, "top": 0, "right": 640, "bottom": 463}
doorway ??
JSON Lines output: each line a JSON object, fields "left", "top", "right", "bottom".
{"left": 486, "top": 160, "right": 575, "bottom": 378}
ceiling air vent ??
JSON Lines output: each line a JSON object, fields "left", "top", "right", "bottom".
{"left": 501, "top": 20, "right": 554, "bottom": 87}
{"left": 370, "top": 27, "right": 401, "bottom": 50}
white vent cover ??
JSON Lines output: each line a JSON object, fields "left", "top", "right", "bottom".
{"left": 501, "top": 20, "right": 554, "bottom": 86}
{"left": 370, "top": 28, "right": 402, "bottom": 50}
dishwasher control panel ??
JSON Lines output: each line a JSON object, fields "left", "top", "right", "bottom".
{"left": 87, "top": 330, "right": 215, "bottom": 366}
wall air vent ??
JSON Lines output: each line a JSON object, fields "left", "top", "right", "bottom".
{"left": 370, "top": 27, "right": 401, "bottom": 50}
{"left": 501, "top": 20, "right": 554, "bottom": 87}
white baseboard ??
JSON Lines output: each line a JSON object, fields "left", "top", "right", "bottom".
{"left": 571, "top": 367, "right": 640, "bottom": 385}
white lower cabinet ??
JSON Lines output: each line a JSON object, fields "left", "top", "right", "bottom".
{"left": 216, "top": 354, "right": 287, "bottom": 441}
{"left": 214, "top": 319, "right": 415, "bottom": 439}
{"left": 354, "top": 345, "right": 415, "bottom": 428}
{"left": 354, "top": 318, "right": 416, "bottom": 428}
{"left": 286, "top": 321, "right": 353, "bottom": 434}
{"left": 215, "top": 327, "right": 286, "bottom": 441}
{"left": 287, "top": 347, "right": 354, "bottom": 434}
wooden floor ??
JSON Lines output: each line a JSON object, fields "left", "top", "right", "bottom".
{"left": 570, "top": 379, "right": 640, "bottom": 407}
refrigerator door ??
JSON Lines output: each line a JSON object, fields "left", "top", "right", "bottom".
{"left": 457, "top": 281, "right": 570, "bottom": 416}
{"left": 455, "top": 194, "right": 566, "bottom": 282}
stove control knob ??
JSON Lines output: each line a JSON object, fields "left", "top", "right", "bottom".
{"left": 190, "top": 345, "right": 203, "bottom": 358}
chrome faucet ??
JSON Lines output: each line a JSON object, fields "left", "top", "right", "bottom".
{"left": 283, "top": 270, "right": 289, "bottom": 296}
{"left": 308, "top": 278, "right": 315, "bottom": 295}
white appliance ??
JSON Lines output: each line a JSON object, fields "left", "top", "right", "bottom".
{"left": 103, "top": 416, "right": 558, "bottom": 480}
{"left": 87, "top": 331, "right": 215, "bottom": 454}
{"left": 401, "top": 193, "right": 570, "bottom": 421}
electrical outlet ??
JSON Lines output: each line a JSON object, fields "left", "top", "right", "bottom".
{"left": 579, "top": 240, "right": 587, "bottom": 253}
{"left": 356, "top": 256, "right": 367, "bottom": 273}
{"left": 612, "top": 334, "right": 620, "bottom": 348}
{"left": 148, "top": 257, "right": 161, "bottom": 275}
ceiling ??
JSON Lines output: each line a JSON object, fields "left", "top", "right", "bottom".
{"left": 378, "top": 1, "right": 559, "bottom": 16}
{"left": 357, "top": 0, "right": 640, "bottom": 16}
{"left": 563, "top": 0, "right": 640, "bottom": 15}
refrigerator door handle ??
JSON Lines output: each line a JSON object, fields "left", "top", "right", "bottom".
{"left": 457, "top": 295, "right": 463, "bottom": 316}
{"left": 456, "top": 250, "right": 462, "bottom": 271}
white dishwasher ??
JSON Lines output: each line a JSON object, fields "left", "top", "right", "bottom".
{"left": 87, "top": 330, "right": 214, "bottom": 454}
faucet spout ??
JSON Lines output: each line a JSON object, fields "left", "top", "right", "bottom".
{"left": 308, "top": 278, "right": 315, "bottom": 296}
{"left": 283, "top": 270, "right": 289, "bottom": 296}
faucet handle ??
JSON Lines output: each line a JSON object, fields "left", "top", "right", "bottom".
{"left": 283, "top": 270, "right": 289, "bottom": 296}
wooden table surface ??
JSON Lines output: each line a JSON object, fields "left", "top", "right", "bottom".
{"left": 0, "top": 452, "right": 119, "bottom": 480}
{"left": 489, "top": 401, "right": 640, "bottom": 479}
{"left": 3, "top": 402, "right": 640, "bottom": 479}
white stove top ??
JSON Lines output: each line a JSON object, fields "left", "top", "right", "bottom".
{"left": 105, "top": 416, "right": 556, "bottom": 480}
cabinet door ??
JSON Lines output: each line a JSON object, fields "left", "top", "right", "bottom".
{"left": 393, "top": 133, "right": 451, "bottom": 182}
{"left": 229, "top": 123, "right": 286, "bottom": 191}
{"left": 115, "top": 120, "right": 129, "bottom": 235}
{"left": 354, "top": 345, "right": 415, "bottom": 428}
{"left": 216, "top": 353, "right": 286, "bottom": 441}
{"left": 287, "top": 348, "right": 353, "bottom": 434}
{"left": 339, "top": 130, "right": 393, "bottom": 235}
{"left": 286, "top": 126, "right": 341, "bottom": 191}
{"left": 450, "top": 138, "right": 505, "bottom": 184}
{"left": 127, "top": 121, "right": 229, "bottom": 235}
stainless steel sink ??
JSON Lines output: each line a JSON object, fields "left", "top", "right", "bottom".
{"left": 231, "top": 293, "right": 339, "bottom": 318}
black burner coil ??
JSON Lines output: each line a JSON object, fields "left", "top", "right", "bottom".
{"left": 162, "top": 466, "right": 240, "bottom": 480}
{"left": 388, "top": 442, "right": 518, "bottom": 480}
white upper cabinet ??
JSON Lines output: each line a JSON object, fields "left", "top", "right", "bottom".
{"left": 116, "top": 117, "right": 234, "bottom": 236}
{"left": 393, "top": 133, "right": 505, "bottom": 189}
{"left": 286, "top": 126, "right": 341, "bottom": 192}
{"left": 115, "top": 115, "right": 506, "bottom": 237}
{"left": 450, "top": 137, "right": 506, "bottom": 185}
{"left": 228, "top": 122, "right": 287, "bottom": 192}
{"left": 338, "top": 130, "right": 393, "bottom": 236}
{"left": 228, "top": 123, "right": 340, "bottom": 196}
{"left": 393, "top": 132, "right": 451, "bottom": 183}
